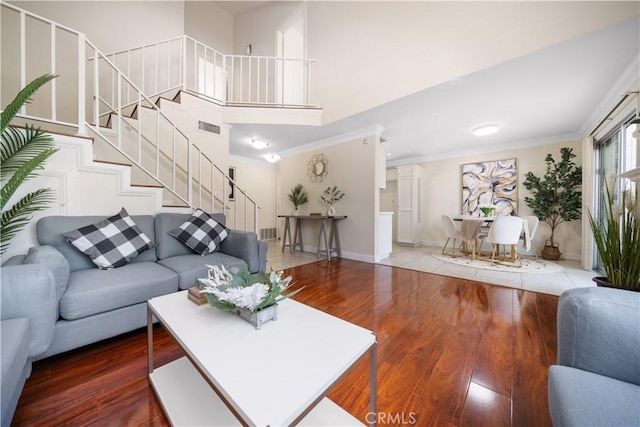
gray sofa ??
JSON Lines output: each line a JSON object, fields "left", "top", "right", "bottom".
{"left": 548, "top": 286, "right": 640, "bottom": 426}
{"left": 1, "top": 212, "right": 266, "bottom": 425}
{"left": 0, "top": 264, "right": 56, "bottom": 427}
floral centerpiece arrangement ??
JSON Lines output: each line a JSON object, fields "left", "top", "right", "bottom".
{"left": 478, "top": 204, "right": 495, "bottom": 217}
{"left": 197, "top": 264, "right": 303, "bottom": 328}
{"left": 588, "top": 174, "right": 640, "bottom": 290}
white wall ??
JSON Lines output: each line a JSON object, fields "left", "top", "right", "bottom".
{"left": 402, "top": 140, "right": 584, "bottom": 260}
{"left": 9, "top": 1, "right": 185, "bottom": 53}
{"left": 228, "top": 158, "right": 279, "bottom": 236}
{"left": 279, "top": 133, "right": 379, "bottom": 261}
{"left": 306, "top": 1, "right": 637, "bottom": 124}
{"left": 232, "top": 2, "right": 302, "bottom": 56}
{"left": 184, "top": 1, "right": 234, "bottom": 53}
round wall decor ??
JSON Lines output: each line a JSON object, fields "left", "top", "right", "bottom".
{"left": 307, "top": 153, "right": 328, "bottom": 182}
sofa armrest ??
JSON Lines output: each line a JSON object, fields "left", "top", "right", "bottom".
{"left": 24, "top": 245, "right": 70, "bottom": 304}
{"left": 557, "top": 287, "right": 640, "bottom": 386}
{"left": 258, "top": 240, "right": 267, "bottom": 273}
{"left": 0, "top": 264, "right": 57, "bottom": 357}
{"left": 219, "top": 230, "right": 264, "bottom": 273}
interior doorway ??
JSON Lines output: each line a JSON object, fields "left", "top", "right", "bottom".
{"left": 276, "top": 6, "right": 305, "bottom": 105}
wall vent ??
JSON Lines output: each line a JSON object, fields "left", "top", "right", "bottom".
{"left": 260, "top": 228, "right": 277, "bottom": 240}
{"left": 198, "top": 120, "right": 221, "bottom": 135}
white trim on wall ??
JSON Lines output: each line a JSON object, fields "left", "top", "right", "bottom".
{"left": 279, "top": 124, "right": 384, "bottom": 159}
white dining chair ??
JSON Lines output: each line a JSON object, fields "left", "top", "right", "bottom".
{"left": 519, "top": 215, "right": 540, "bottom": 260}
{"left": 481, "top": 216, "right": 525, "bottom": 266}
{"left": 441, "top": 215, "right": 461, "bottom": 256}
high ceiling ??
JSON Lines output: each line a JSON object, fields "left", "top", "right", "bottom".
{"left": 215, "top": 1, "right": 268, "bottom": 16}
{"left": 228, "top": 16, "right": 639, "bottom": 166}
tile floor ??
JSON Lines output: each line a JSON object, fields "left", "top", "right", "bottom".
{"left": 266, "top": 240, "right": 599, "bottom": 296}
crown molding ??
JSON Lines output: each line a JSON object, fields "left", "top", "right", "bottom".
{"left": 580, "top": 53, "right": 639, "bottom": 137}
{"left": 279, "top": 124, "right": 384, "bottom": 159}
{"left": 386, "top": 131, "right": 582, "bottom": 167}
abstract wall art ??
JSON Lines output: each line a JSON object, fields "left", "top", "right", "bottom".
{"left": 461, "top": 158, "right": 517, "bottom": 216}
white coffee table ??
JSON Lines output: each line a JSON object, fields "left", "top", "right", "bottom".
{"left": 147, "top": 291, "right": 377, "bottom": 426}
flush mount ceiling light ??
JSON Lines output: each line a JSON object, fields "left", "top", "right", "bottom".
{"left": 264, "top": 154, "right": 280, "bottom": 163}
{"left": 473, "top": 124, "right": 500, "bottom": 137}
{"left": 250, "top": 138, "right": 270, "bottom": 150}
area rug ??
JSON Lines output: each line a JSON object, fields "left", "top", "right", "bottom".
{"left": 432, "top": 253, "right": 564, "bottom": 273}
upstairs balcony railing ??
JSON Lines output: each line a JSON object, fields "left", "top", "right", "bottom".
{"left": 0, "top": 2, "right": 265, "bottom": 232}
{"left": 98, "top": 35, "right": 318, "bottom": 107}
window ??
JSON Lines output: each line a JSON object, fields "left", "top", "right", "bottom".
{"left": 593, "top": 115, "right": 637, "bottom": 270}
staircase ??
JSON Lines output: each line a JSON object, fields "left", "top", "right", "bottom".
{"left": 1, "top": 2, "right": 318, "bottom": 233}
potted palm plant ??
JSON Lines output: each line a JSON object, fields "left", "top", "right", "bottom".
{"left": 588, "top": 175, "right": 640, "bottom": 291}
{"left": 1, "top": 74, "right": 58, "bottom": 255}
{"left": 522, "top": 147, "right": 582, "bottom": 260}
{"left": 287, "top": 184, "right": 308, "bottom": 216}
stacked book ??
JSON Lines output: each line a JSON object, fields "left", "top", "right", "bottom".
{"left": 188, "top": 286, "right": 207, "bottom": 305}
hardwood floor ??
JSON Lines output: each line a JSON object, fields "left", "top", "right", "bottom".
{"left": 12, "top": 259, "right": 558, "bottom": 426}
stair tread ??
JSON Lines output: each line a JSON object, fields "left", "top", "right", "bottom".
{"left": 131, "top": 184, "right": 163, "bottom": 188}
{"left": 93, "top": 159, "right": 132, "bottom": 167}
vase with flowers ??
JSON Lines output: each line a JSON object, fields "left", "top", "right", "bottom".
{"left": 321, "top": 186, "right": 345, "bottom": 216}
{"left": 588, "top": 174, "right": 640, "bottom": 291}
{"left": 197, "top": 265, "right": 304, "bottom": 328}
{"left": 478, "top": 204, "right": 496, "bottom": 217}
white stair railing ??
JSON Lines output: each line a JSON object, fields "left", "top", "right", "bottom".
{"left": 1, "top": 2, "right": 260, "bottom": 232}
{"left": 98, "top": 35, "right": 318, "bottom": 107}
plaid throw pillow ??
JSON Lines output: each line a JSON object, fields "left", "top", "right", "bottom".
{"left": 62, "top": 208, "right": 155, "bottom": 269}
{"left": 168, "top": 209, "right": 229, "bottom": 256}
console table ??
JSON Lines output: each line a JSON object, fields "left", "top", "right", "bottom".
{"left": 279, "top": 215, "right": 347, "bottom": 261}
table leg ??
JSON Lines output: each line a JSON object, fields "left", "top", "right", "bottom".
{"left": 147, "top": 305, "right": 153, "bottom": 374}
{"left": 282, "top": 217, "right": 292, "bottom": 253}
{"left": 370, "top": 341, "right": 377, "bottom": 427}
{"left": 293, "top": 218, "right": 304, "bottom": 252}
{"left": 329, "top": 219, "right": 342, "bottom": 258}
{"left": 316, "top": 220, "right": 331, "bottom": 261}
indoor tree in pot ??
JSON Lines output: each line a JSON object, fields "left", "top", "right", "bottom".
{"left": 287, "top": 184, "right": 308, "bottom": 216}
{"left": 1, "top": 74, "right": 58, "bottom": 255}
{"left": 522, "top": 147, "right": 582, "bottom": 260}
{"left": 588, "top": 175, "right": 639, "bottom": 291}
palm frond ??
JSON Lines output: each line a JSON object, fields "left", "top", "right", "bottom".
{"left": 1, "top": 149, "right": 57, "bottom": 210}
{"left": 1, "top": 125, "right": 56, "bottom": 179}
{"left": 0, "top": 74, "right": 57, "bottom": 133}
{"left": 0, "top": 188, "right": 56, "bottom": 255}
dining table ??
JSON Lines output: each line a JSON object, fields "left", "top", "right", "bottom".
{"left": 453, "top": 217, "right": 492, "bottom": 259}
{"left": 453, "top": 216, "right": 531, "bottom": 262}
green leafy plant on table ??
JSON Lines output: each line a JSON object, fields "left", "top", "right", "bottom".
{"left": 478, "top": 204, "right": 495, "bottom": 217}
{"left": 287, "top": 183, "right": 308, "bottom": 212}
{"left": 1, "top": 74, "right": 58, "bottom": 255}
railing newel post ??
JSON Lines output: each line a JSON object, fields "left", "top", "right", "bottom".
{"left": 77, "top": 35, "right": 87, "bottom": 134}
{"left": 51, "top": 24, "right": 57, "bottom": 121}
